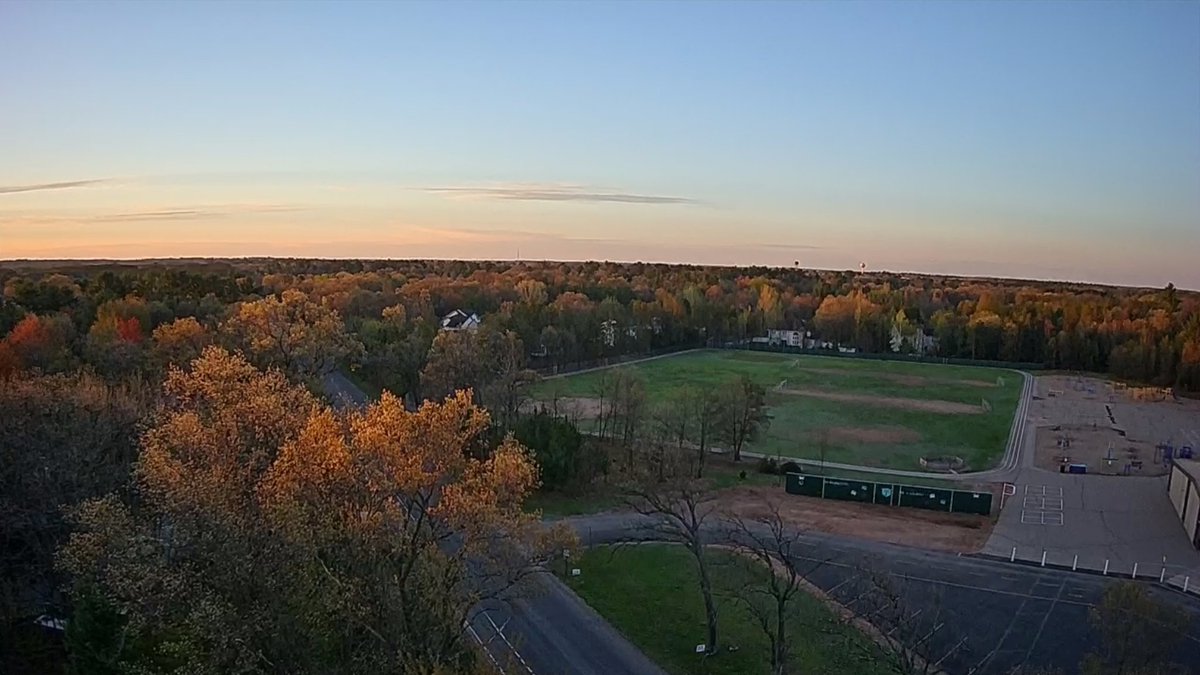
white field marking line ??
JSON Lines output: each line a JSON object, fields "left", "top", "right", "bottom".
{"left": 1043, "top": 497, "right": 1064, "bottom": 511}
{"left": 538, "top": 348, "right": 700, "bottom": 380}
{"left": 781, "top": 552, "right": 1104, "bottom": 608}
{"left": 465, "top": 622, "right": 508, "bottom": 674}
{"left": 484, "top": 611, "right": 535, "bottom": 675}
{"left": 1023, "top": 496, "right": 1046, "bottom": 509}
{"left": 1023, "top": 578, "right": 1069, "bottom": 663}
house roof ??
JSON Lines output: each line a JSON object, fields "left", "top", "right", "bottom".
{"left": 441, "top": 309, "right": 477, "bottom": 329}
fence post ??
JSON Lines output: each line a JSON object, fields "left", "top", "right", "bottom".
{"left": 1103, "top": 559, "right": 1109, "bottom": 575}
{"left": 1040, "top": 550, "right": 1047, "bottom": 567}
{"left": 1132, "top": 562, "right": 1138, "bottom": 579}
{"left": 1010, "top": 546, "right": 1016, "bottom": 562}
{"left": 1185, "top": 577, "right": 1190, "bottom": 594}
{"left": 1072, "top": 554, "right": 1078, "bottom": 571}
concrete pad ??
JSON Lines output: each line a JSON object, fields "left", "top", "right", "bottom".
{"left": 985, "top": 467, "right": 1200, "bottom": 579}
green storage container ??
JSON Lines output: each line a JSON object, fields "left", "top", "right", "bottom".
{"left": 896, "top": 485, "right": 953, "bottom": 512}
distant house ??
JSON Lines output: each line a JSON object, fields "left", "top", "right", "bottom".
{"left": 890, "top": 324, "right": 939, "bottom": 355}
{"left": 440, "top": 309, "right": 481, "bottom": 332}
{"left": 767, "top": 328, "right": 819, "bottom": 349}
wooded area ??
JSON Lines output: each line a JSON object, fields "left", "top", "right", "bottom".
{"left": 2, "top": 259, "right": 1197, "bottom": 393}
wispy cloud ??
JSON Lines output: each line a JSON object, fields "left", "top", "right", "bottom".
{"left": 88, "top": 204, "right": 304, "bottom": 222}
{"left": 756, "top": 243, "right": 825, "bottom": 251}
{"left": 421, "top": 183, "right": 702, "bottom": 205}
{"left": 0, "top": 179, "right": 111, "bottom": 195}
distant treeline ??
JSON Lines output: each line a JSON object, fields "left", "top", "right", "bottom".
{"left": 1, "top": 258, "right": 1197, "bottom": 392}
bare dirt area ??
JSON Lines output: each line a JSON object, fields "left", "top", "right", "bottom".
{"left": 718, "top": 485, "right": 995, "bottom": 554}
{"left": 795, "top": 366, "right": 999, "bottom": 389}
{"left": 1030, "top": 374, "right": 1200, "bottom": 474}
{"left": 1033, "top": 424, "right": 1167, "bottom": 476}
{"left": 819, "top": 426, "right": 921, "bottom": 444}
{"left": 529, "top": 396, "right": 604, "bottom": 419}
{"left": 777, "top": 387, "right": 984, "bottom": 415}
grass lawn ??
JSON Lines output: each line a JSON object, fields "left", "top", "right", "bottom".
{"left": 532, "top": 349, "right": 1023, "bottom": 471}
{"left": 561, "top": 544, "right": 889, "bottom": 675}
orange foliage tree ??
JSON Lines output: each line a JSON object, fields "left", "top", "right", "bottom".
{"left": 222, "top": 289, "right": 363, "bottom": 382}
{"left": 61, "top": 347, "right": 570, "bottom": 673}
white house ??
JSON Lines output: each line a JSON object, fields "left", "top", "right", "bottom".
{"left": 767, "top": 328, "right": 821, "bottom": 349}
{"left": 440, "top": 309, "right": 481, "bottom": 332}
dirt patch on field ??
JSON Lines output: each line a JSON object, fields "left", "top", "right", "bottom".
{"left": 820, "top": 426, "right": 921, "bottom": 444}
{"left": 718, "top": 485, "right": 994, "bottom": 554}
{"left": 530, "top": 396, "right": 605, "bottom": 419}
{"left": 795, "top": 366, "right": 997, "bottom": 389}
{"left": 777, "top": 388, "right": 983, "bottom": 415}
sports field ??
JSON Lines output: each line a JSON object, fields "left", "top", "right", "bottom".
{"left": 532, "top": 349, "right": 1023, "bottom": 471}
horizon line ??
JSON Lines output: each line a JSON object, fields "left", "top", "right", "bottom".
{"left": 0, "top": 256, "right": 1189, "bottom": 293}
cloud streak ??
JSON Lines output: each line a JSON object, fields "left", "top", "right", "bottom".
{"left": 422, "top": 183, "right": 701, "bottom": 205}
{"left": 0, "top": 179, "right": 111, "bottom": 195}
{"left": 88, "top": 204, "right": 305, "bottom": 222}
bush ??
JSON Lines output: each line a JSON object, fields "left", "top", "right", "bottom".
{"left": 756, "top": 456, "right": 779, "bottom": 475}
{"left": 513, "top": 412, "right": 606, "bottom": 491}
{"left": 779, "top": 460, "right": 803, "bottom": 474}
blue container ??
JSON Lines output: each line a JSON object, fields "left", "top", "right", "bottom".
{"left": 1068, "top": 464, "right": 1087, "bottom": 474}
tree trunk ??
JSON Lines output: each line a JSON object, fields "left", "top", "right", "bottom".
{"left": 775, "top": 600, "right": 787, "bottom": 675}
{"left": 694, "top": 543, "right": 719, "bottom": 653}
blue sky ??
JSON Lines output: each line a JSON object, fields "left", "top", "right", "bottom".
{"left": 1, "top": 1, "right": 1197, "bottom": 288}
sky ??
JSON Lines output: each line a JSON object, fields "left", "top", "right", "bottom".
{"left": 1, "top": 1, "right": 1198, "bottom": 289}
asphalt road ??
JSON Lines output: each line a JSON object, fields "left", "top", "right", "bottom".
{"left": 569, "top": 513, "right": 1200, "bottom": 675}
{"left": 468, "top": 573, "right": 667, "bottom": 675}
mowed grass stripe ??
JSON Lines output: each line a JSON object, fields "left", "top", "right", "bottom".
{"left": 532, "top": 350, "right": 1023, "bottom": 471}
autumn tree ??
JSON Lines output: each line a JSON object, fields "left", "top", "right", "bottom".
{"left": 60, "top": 348, "right": 570, "bottom": 673}
{"left": 149, "top": 316, "right": 213, "bottom": 369}
{"left": 420, "top": 325, "right": 534, "bottom": 426}
{"left": 3, "top": 313, "right": 76, "bottom": 373}
{"left": 1080, "top": 581, "right": 1187, "bottom": 675}
{"left": 0, "top": 371, "right": 150, "bottom": 671}
{"left": 222, "top": 289, "right": 363, "bottom": 382}
{"left": 357, "top": 306, "right": 436, "bottom": 404}
{"left": 718, "top": 374, "right": 771, "bottom": 462}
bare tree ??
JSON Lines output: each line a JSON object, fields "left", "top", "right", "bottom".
{"left": 729, "top": 501, "right": 825, "bottom": 675}
{"left": 718, "top": 374, "right": 770, "bottom": 462}
{"left": 626, "top": 472, "right": 721, "bottom": 654}
{"left": 838, "top": 563, "right": 969, "bottom": 675}
{"left": 654, "top": 395, "right": 691, "bottom": 480}
{"left": 688, "top": 386, "right": 722, "bottom": 478}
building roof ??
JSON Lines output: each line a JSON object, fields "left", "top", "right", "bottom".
{"left": 1174, "top": 458, "right": 1200, "bottom": 486}
{"left": 440, "top": 309, "right": 478, "bottom": 329}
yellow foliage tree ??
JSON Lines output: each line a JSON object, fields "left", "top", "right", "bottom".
{"left": 222, "top": 289, "right": 363, "bottom": 382}
{"left": 61, "top": 348, "right": 570, "bottom": 673}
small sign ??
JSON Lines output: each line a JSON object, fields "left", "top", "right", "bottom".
{"left": 571, "top": 568, "right": 581, "bottom": 576}
{"left": 695, "top": 644, "right": 706, "bottom": 654}
{"left": 563, "top": 549, "right": 571, "bottom": 558}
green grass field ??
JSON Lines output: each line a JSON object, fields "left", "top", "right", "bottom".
{"left": 561, "top": 544, "right": 887, "bottom": 675}
{"left": 532, "top": 350, "right": 1023, "bottom": 471}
